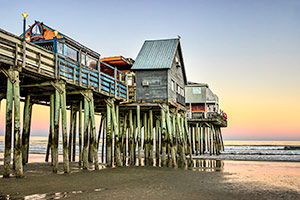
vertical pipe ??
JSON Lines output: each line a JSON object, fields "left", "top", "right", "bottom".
{"left": 83, "top": 97, "right": 90, "bottom": 169}
{"left": 3, "top": 69, "right": 13, "bottom": 178}
{"left": 79, "top": 101, "right": 83, "bottom": 167}
{"left": 60, "top": 83, "right": 70, "bottom": 173}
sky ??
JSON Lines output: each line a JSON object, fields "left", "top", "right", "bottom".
{"left": 0, "top": 0, "right": 299, "bottom": 140}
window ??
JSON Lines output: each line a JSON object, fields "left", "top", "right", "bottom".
{"left": 65, "top": 45, "right": 78, "bottom": 61}
{"left": 177, "top": 85, "right": 180, "bottom": 93}
{"left": 193, "top": 87, "right": 201, "bottom": 94}
{"left": 81, "top": 53, "right": 86, "bottom": 65}
{"left": 86, "top": 55, "right": 97, "bottom": 69}
{"left": 171, "top": 80, "right": 175, "bottom": 91}
{"left": 57, "top": 42, "right": 63, "bottom": 54}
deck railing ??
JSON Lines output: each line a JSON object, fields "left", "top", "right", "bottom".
{"left": 0, "top": 28, "right": 128, "bottom": 100}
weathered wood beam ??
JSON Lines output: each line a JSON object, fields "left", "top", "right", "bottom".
{"left": 89, "top": 92, "right": 99, "bottom": 170}
{"left": 60, "top": 83, "right": 70, "bottom": 173}
{"left": 3, "top": 68, "right": 13, "bottom": 178}
{"left": 13, "top": 69, "right": 23, "bottom": 178}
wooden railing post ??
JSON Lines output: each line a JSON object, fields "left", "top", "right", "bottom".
{"left": 22, "top": 40, "right": 26, "bottom": 68}
{"left": 114, "top": 68, "right": 117, "bottom": 98}
{"left": 125, "top": 74, "right": 129, "bottom": 102}
{"left": 98, "top": 58, "right": 101, "bottom": 92}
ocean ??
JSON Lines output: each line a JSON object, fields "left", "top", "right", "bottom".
{"left": 0, "top": 136, "right": 300, "bottom": 163}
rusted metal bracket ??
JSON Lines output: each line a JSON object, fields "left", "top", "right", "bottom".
{"left": 50, "top": 81, "right": 64, "bottom": 94}
{"left": 79, "top": 90, "right": 92, "bottom": 102}
{"left": 0, "top": 68, "right": 15, "bottom": 83}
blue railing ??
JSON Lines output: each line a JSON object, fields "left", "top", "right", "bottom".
{"left": 55, "top": 55, "right": 128, "bottom": 99}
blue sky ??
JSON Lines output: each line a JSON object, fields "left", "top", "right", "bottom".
{"left": 0, "top": 0, "right": 299, "bottom": 139}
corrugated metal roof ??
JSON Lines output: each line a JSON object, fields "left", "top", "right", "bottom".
{"left": 131, "top": 38, "right": 179, "bottom": 70}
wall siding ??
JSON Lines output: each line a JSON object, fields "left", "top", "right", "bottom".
{"left": 135, "top": 70, "right": 168, "bottom": 103}
{"left": 168, "top": 52, "right": 186, "bottom": 105}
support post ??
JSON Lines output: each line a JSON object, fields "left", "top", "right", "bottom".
{"left": 12, "top": 69, "right": 23, "bottom": 177}
{"left": 22, "top": 95, "right": 32, "bottom": 164}
{"left": 149, "top": 110, "right": 153, "bottom": 166}
{"left": 89, "top": 92, "right": 99, "bottom": 169}
{"left": 137, "top": 105, "right": 142, "bottom": 166}
{"left": 155, "top": 119, "right": 160, "bottom": 166}
{"left": 79, "top": 101, "right": 83, "bottom": 167}
{"left": 161, "top": 107, "right": 167, "bottom": 167}
{"left": 72, "top": 110, "right": 77, "bottom": 162}
{"left": 83, "top": 96, "right": 90, "bottom": 169}
{"left": 60, "top": 83, "right": 70, "bottom": 173}
{"left": 129, "top": 110, "right": 134, "bottom": 165}
{"left": 3, "top": 68, "right": 13, "bottom": 178}
{"left": 143, "top": 112, "right": 148, "bottom": 165}
{"left": 106, "top": 99, "right": 112, "bottom": 167}
{"left": 52, "top": 86, "right": 60, "bottom": 173}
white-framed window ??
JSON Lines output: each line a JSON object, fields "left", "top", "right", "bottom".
{"left": 193, "top": 87, "right": 201, "bottom": 94}
{"left": 171, "top": 80, "right": 175, "bottom": 91}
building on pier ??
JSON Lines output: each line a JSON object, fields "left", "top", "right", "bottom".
{"left": 131, "top": 38, "right": 187, "bottom": 109}
{"left": 185, "top": 81, "right": 227, "bottom": 127}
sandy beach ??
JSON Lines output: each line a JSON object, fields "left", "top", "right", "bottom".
{"left": 0, "top": 159, "right": 299, "bottom": 200}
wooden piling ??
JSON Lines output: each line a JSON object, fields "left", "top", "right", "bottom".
{"left": 129, "top": 110, "right": 134, "bottom": 165}
{"left": 176, "top": 113, "right": 186, "bottom": 167}
{"left": 52, "top": 87, "right": 60, "bottom": 173}
{"left": 137, "top": 105, "right": 142, "bottom": 166}
{"left": 60, "top": 83, "right": 70, "bottom": 173}
{"left": 49, "top": 94, "right": 55, "bottom": 165}
{"left": 161, "top": 107, "right": 167, "bottom": 167}
{"left": 13, "top": 70, "right": 23, "bottom": 177}
{"left": 111, "top": 101, "right": 122, "bottom": 167}
{"left": 83, "top": 96, "right": 90, "bottom": 169}
{"left": 149, "top": 110, "right": 154, "bottom": 166}
{"left": 22, "top": 95, "right": 32, "bottom": 164}
{"left": 68, "top": 105, "right": 74, "bottom": 161}
{"left": 155, "top": 119, "right": 160, "bottom": 166}
{"left": 89, "top": 92, "right": 99, "bottom": 170}
{"left": 143, "top": 112, "right": 148, "bottom": 165}
{"left": 184, "top": 117, "right": 193, "bottom": 162}
{"left": 195, "top": 123, "right": 199, "bottom": 155}
{"left": 3, "top": 68, "right": 13, "bottom": 178}
{"left": 122, "top": 113, "right": 128, "bottom": 165}
{"left": 106, "top": 99, "right": 112, "bottom": 167}
{"left": 165, "top": 106, "right": 177, "bottom": 168}
{"left": 72, "top": 110, "right": 77, "bottom": 162}
{"left": 78, "top": 101, "right": 83, "bottom": 167}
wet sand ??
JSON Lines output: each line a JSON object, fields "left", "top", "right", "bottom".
{"left": 0, "top": 159, "right": 300, "bottom": 200}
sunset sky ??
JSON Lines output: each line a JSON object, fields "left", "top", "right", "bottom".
{"left": 0, "top": 0, "right": 299, "bottom": 140}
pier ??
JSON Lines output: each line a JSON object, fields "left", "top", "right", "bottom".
{"left": 0, "top": 21, "right": 227, "bottom": 178}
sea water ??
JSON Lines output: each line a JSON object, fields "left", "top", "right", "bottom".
{"left": 0, "top": 136, "right": 300, "bottom": 162}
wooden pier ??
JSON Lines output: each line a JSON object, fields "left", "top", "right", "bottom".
{"left": 0, "top": 26, "right": 227, "bottom": 178}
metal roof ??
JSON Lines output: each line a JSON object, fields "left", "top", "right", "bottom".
{"left": 131, "top": 38, "right": 179, "bottom": 70}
